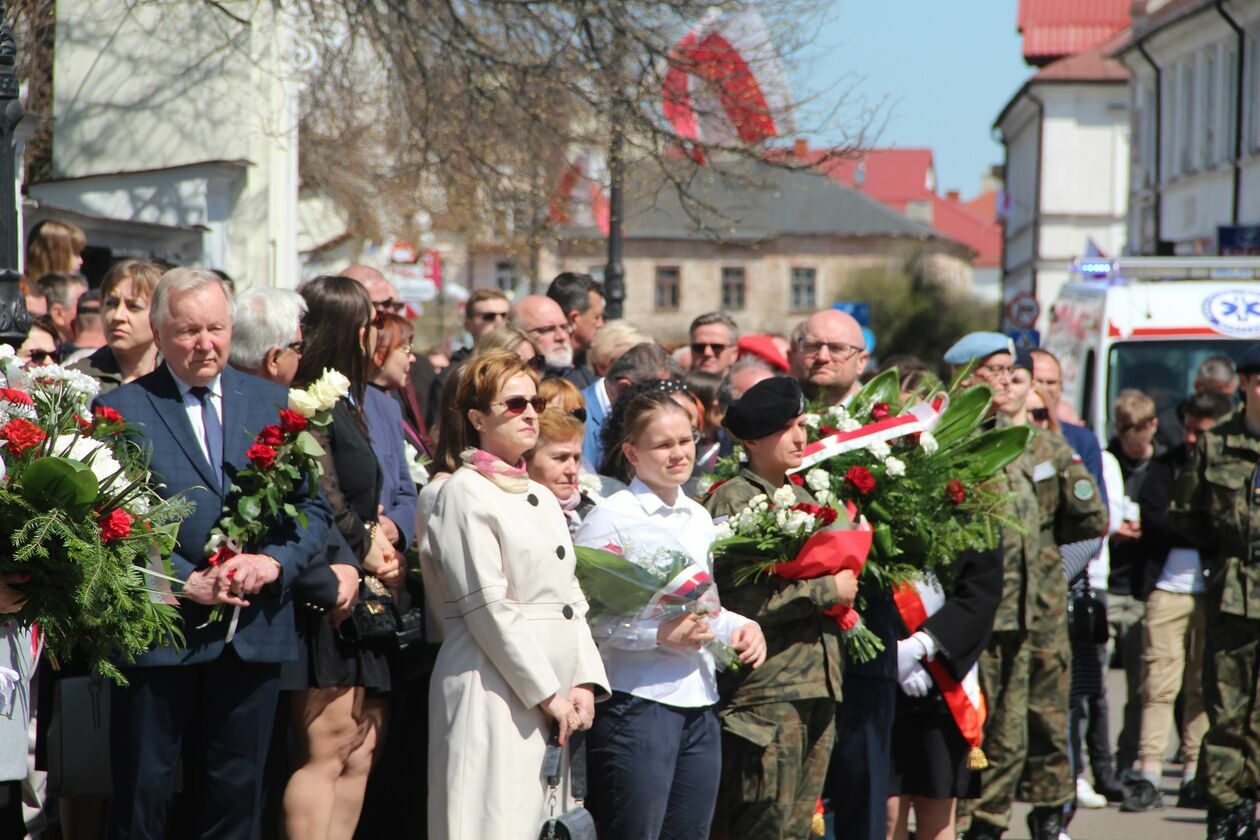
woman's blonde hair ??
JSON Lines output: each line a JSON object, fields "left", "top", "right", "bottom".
{"left": 24, "top": 220, "right": 86, "bottom": 290}
{"left": 539, "top": 378, "right": 584, "bottom": 413}
{"left": 473, "top": 326, "right": 538, "bottom": 359}
{"left": 534, "top": 407, "right": 584, "bottom": 449}
{"left": 100, "top": 259, "right": 163, "bottom": 304}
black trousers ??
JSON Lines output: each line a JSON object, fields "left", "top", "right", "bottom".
{"left": 825, "top": 675, "right": 897, "bottom": 840}
{"left": 107, "top": 648, "right": 281, "bottom": 840}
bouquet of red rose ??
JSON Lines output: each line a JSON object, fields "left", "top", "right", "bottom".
{"left": 712, "top": 485, "right": 882, "bottom": 661}
{"left": 0, "top": 350, "right": 193, "bottom": 681}
{"left": 201, "top": 369, "right": 348, "bottom": 633}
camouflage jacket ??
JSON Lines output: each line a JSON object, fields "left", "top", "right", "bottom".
{"left": 703, "top": 469, "right": 845, "bottom": 707}
{"left": 1172, "top": 409, "right": 1260, "bottom": 619}
{"left": 994, "top": 423, "right": 1109, "bottom": 634}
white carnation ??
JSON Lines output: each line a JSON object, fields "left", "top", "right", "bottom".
{"left": 825, "top": 404, "right": 848, "bottom": 422}
{"left": 885, "top": 456, "right": 906, "bottom": 478}
{"left": 837, "top": 417, "right": 861, "bottom": 433}
{"left": 288, "top": 388, "right": 321, "bottom": 418}
{"left": 815, "top": 488, "right": 832, "bottom": 506}
{"left": 31, "top": 365, "right": 100, "bottom": 401}
{"left": 920, "top": 432, "right": 939, "bottom": 455}
{"left": 53, "top": 434, "right": 124, "bottom": 492}
{"left": 805, "top": 468, "right": 829, "bottom": 493}
{"left": 772, "top": 484, "right": 797, "bottom": 508}
{"left": 784, "top": 509, "right": 815, "bottom": 537}
{"left": 577, "top": 471, "right": 603, "bottom": 498}
{"left": 801, "top": 413, "right": 821, "bottom": 429}
{"left": 867, "top": 440, "right": 891, "bottom": 460}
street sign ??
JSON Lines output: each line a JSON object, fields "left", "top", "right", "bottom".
{"left": 1007, "top": 329, "right": 1040, "bottom": 351}
{"left": 1007, "top": 291, "right": 1040, "bottom": 329}
{"left": 832, "top": 301, "right": 871, "bottom": 326}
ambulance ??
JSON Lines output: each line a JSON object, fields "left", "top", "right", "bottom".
{"left": 1042, "top": 257, "right": 1260, "bottom": 443}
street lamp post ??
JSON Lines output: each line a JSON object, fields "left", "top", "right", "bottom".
{"left": 0, "top": 4, "right": 26, "bottom": 342}
{"left": 604, "top": 126, "right": 625, "bottom": 320}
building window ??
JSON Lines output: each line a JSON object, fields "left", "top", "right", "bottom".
{"left": 721, "top": 267, "right": 746, "bottom": 310}
{"left": 790, "top": 267, "right": 816, "bottom": 312}
{"left": 655, "top": 266, "right": 680, "bottom": 311}
{"left": 494, "top": 260, "right": 518, "bottom": 296}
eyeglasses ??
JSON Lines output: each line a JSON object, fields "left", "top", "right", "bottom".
{"left": 1029, "top": 407, "right": 1050, "bottom": 422}
{"left": 797, "top": 338, "right": 863, "bottom": 358}
{"left": 569, "top": 407, "right": 588, "bottom": 422}
{"left": 690, "top": 342, "right": 730, "bottom": 357}
{"left": 977, "top": 363, "right": 1015, "bottom": 378}
{"left": 492, "top": 395, "right": 547, "bottom": 415}
{"left": 373, "top": 299, "right": 406, "bottom": 314}
{"left": 285, "top": 339, "right": 306, "bottom": 355}
{"left": 25, "top": 349, "right": 59, "bottom": 365}
{"left": 474, "top": 310, "right": 509, "bottom": 324}
{"left": 525, "top": 355, "right": 545, "bottom": 372}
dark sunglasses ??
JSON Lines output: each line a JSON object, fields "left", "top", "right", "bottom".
{"left": 26, "top": 349, "right": 59, "bottom": 364}
{"left": 525, "top": 355, "right": 545, "bottom": 372}
{"left": 373, "top": 299, "right": 406, "bottom": 313}
{"left": 1029, "top": 407, "right": 1050, "bottom": 422}
{"left": 569, "top": 407, "right": 587, "bottom": 422}
{"left": 493, "top": 395, "right": 547, "bottom": 415}
{"left": 690, "top": 342, "right": 730, "bottom": 356}
{"left": 475, "top": 310, "right": 509, "bottom": 323}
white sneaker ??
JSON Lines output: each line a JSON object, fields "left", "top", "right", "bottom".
{"left": 1076, "top": 775, "right": 1107, "bottom": 808}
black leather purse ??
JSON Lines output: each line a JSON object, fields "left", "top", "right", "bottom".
{"left": 1068, "top": 582, "right": 1109, "bottom": 645}
{"left": 538, "top": 729, "right": 597, "bottom": 840}
{"left": 341, "top": 576, "right": 401, "bottom": 641}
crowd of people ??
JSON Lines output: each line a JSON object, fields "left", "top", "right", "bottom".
{"left": 0, "top": 218, "right": 1254, "bottom": 840}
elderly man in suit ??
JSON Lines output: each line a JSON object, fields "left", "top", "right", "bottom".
{"left": 98, "top": 268, "right": 332, "bottom": 840}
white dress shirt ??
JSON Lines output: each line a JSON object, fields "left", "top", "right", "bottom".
{"left": 172, "top": 371, "right": 224, "bottom": 467}
{"left": 574, "top": 478, "right": 750, "bottom": 708}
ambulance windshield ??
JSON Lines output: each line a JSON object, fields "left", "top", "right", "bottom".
{"left": 1106, "top": 340, "right": 1252, "bottom": 432}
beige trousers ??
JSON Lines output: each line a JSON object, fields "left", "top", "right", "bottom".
{"left": 1138, "top": 588, "right": 1208, "bottom": 779}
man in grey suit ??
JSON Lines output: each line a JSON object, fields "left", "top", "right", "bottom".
{"left": 97, "top": 268, "right": 332, "bottom": 839}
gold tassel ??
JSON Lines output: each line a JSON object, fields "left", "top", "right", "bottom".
{"left": 811, "top": 812, "right": 826, "bottom": 837}
{"left": 967, "top": 746, "right": 989, "bottom": 771}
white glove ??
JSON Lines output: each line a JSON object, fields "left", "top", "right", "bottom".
{"left": 895, "top": 631, "right": 937, "bottom": 681}
{"left": 899, "top": 661, "right": 932, "bottom": 697}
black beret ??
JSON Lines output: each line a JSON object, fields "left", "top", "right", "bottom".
{"left": 723, "top": 376, "right": 806, "bottom": 441}
{"left": 1014, "top": 346, "right": 1034, "bottom": 372}
{"left": 1237, "top": 343, "right": 1260, "bottom": 375}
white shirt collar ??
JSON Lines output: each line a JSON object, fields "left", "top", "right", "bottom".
{"left": 172, "top": 370, "right": 223, "bottom": 399}
{"left": 628, "top": 477, "right": 688, "bottom": 516}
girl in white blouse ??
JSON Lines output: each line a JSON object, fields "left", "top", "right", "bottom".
{"left": 575, "top": 387, "right": 766, "bottom": 839}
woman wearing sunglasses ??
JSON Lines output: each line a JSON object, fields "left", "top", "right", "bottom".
{"left": 425, "top": 349, "right": 608, "bottom": 840}
{"left": 16, "top": 316, "right": 60, "bottom": 367}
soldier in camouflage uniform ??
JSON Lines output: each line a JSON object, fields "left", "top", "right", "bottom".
{"left": 702, "top": 376, "right": 859, "bottom": 839}
{"left": 946, "top": 335, "right": 1108, "bottom": 840}
{"left": 1172, "top": 343, "right": 1260, "bottom": 840}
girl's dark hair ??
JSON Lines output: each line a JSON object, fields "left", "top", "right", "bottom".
{"left": 432, "top": 362, "right": 467, "bottom": 474}
{"left": 295, "top": 275, "right": 372, "bottom": 420}
{"left": 598, "top": 381, "right": 691, "bottom": 483}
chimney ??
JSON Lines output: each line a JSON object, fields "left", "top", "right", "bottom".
{"left": 946, "top": 190, "right": 960, "bottom": 202}
{"left": 793, "top": 138, "right": 809, "bottom": 159}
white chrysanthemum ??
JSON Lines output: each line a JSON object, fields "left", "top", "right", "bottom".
{"left": 885, "top": 456, "right": 906, "bottom": 478}
{"left": 837, "top": 417, "right": 861, "bottom": 433}
{"left": 288, "top": 388, "right": 321, "bottom": 418}
{"left": 920, "top": 432, "right": 939, "bottom": 455}
{"left": 734, "top": 508, "right": 757, "bottom": 533}
{"left": 784, "top": 509, "right": 815, "bottom": 537}
{"left": 805, "top": 468, "right": 829, "bottom": 493}
{"left": 54, "top": 434, "right": 124, "bottom": 492}
{"left": 578, "top": 471, "right": 603, "bottom": 498}
{"left": 748, "top": 493, "right": 769, "bottom": 513}
{"left": 867, "top": 440, "right": 891, "bottom": 460}
{"left": 801, "top": 413, "right": 821, "bottom": 429}
{"left": 714, "top": 521, "right": 734, "bottom": 541}
{"left": 126, "top": 493, "right": 152, "bottom": 516}
{"left": 31, "top": 365, "right": 100, "bottom": 400}
{"left": 825, "top": 404, "right": 848, "bottom": 422}
{"left": 772, "top": 484, "right": 797, "bottom": 508}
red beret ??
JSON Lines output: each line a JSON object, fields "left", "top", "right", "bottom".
{"left": 737, "top": 335, "right": 789, "bottom": 371}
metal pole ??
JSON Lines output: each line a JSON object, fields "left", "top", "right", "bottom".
{"left": 0, "top": 4, "right": 29, "bottom": 343}
{"left": 604, "top": 125, "right": 625, "bottom": 320}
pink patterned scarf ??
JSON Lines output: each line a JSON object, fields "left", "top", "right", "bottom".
{"left": 461, "top": 448, "right": 530, "bottom": 494}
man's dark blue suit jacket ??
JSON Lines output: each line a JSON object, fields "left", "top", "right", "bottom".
{"left": 97, "top": 364, "right": 332, "bottom": 667}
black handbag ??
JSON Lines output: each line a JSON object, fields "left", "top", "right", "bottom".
{"left": 341, "top": 576, "right": 401, "bottom": 641}
{"left": 538, "top": 729, "right": 597, "bottom": 840}
{"left": 1068, "top": 582, "right": 1109, "bottom": 645}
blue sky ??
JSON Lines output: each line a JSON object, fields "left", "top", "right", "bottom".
{"left": 790, "top": 1, "right": 1029, "bottom": 197}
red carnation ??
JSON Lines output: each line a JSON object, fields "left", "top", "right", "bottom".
{"left": 247, "top": 443, "right": 278, "bottom": 469}
{"left": 789, "top": 474, "right": 805, "bottom": 487}
{"left": 0, "top": 388, "right": 32, "bottom": 407}
{"left": 99, "top": 508, "right": 133, "bottom": 542}
{"left": 818, "top": 506, "right": 839, "bottom": 526}
{"left": 0, "top": 418, "right": 46, "bottom": 457}
{"left": 279, "top": 409, "right": 308, "bottom": 435}
{"left": 256, "top": 425, "right": 285, "bottom": 447}
{"left": 844, "top": 466, "right": 876, "bottom": 495}
{"left": 870, "top": 403, "right": 891, "bottom": 421}
{"left": 945, "top": 480, "right": 966, "bottom": 506}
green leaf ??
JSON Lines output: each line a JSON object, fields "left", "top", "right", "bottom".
{"left": 293, "top": 431, "right": 325, "bottom": 458}
{"left": 848, "top": 368, "right": 901, "bottom": 418}
{"left": 942, "top": 426, "right": 1033, "bottom": 480}
{"left": 237, "top": 495, "right": 262, "bottom": 520}
{"left": 21, "top": 457, "right": 100, "bottom": 510}
{"left": 932, "top": 385, "right": 993, "bottom": 448}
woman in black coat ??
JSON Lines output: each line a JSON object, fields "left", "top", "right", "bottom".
{"left": 887, "top": 547, "right": 1003, "bottom": 840}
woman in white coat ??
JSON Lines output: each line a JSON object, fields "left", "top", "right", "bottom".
{"left": 425, "top": 349, "right": 610, "bottom": 840}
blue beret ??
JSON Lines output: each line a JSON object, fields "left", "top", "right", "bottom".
{"left": 1237, "top": 343, "right": 1260, "bottom": 374}
{"left": 943, "top": 332, "right": 1016, "bottom": 365}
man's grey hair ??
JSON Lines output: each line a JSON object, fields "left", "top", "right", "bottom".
{"left": 689, "top": 311, "right": 739, "bottom": 343}
{"left": 229, "top": 288, "right": 307, "bottom": 371}
{"left": 150, "top": 267, "right": 235, "bottom": 331}
{"left": 717, "top": 357, "right": 777, "bottom": 410}
{"left": 36, "top": 272, "right": 86, "bottom": 309}
{"left": 606, "top": 342, "right": 683, "bottom": 384}
{"left": 1196, "top": 355, "right": 1237, "bottom": 388}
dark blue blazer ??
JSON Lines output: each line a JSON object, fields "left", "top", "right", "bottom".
{"left": 96, "top": 364, "right": 332, "bottom": 667}
{"left": 364, "top": 386, "right": 417, "bottom": 550}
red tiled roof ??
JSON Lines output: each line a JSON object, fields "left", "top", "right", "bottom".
{"left": 965, "top": 190, "right": 998, "bottom": 222}
{"left": 813, "top": 148, "right": 936, "bottom": 203}
{"left": 1017, "top": 0, "right": 1131, "bottom": 65}
{"left": 931, "top": 195, "right": 1001, "bottom": 268}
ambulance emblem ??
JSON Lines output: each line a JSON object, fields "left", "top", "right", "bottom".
{"left": 1203, "top": 290, "right": 1260, "bottom": 336}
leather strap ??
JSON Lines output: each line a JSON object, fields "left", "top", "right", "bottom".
{"left": 543, "top": 728, "right": 587, "bottom": 800}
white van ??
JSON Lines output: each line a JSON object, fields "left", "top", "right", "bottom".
{"left": 1042, "top": 257, "right": 1260, "bottom": 443}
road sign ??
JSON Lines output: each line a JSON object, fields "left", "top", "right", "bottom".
{"left": 1007, "top": 329, "right": 1040, "bottom": 350}
{"left": 832, "top": 301, "right": 871, "bottom": 327}
{"left": 1007, "top": 291, "right": 1040, "bottom": 329}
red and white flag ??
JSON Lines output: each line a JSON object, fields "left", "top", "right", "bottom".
{"left": 662, "top": 5, "right": 795, "bottom": 163}
{"left": 549, "top": 150, "right": 611, "bottom": 236}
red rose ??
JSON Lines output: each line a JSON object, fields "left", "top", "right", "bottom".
{"left": 93, "top": 406, "right": 123, "bottom": 425}
{"left": 0, "top": 418, "right": 46, "bottom": 457}
{"left": 844, "top": 466, "right": 876, "bottom": 495}
{"left": 256, "top": 425, "right": 285, "bottom": 447}
{"left": 247, "top": 443, "right": 278, "bottom": 468}
{"left": 870, "top": 403, "right": 891, "bottom": 421}
{"left": 0, "top": 388, "right": 32, "bottom": 407}
{"left": 99, "top": 508, "right": 133, "bottom": 542}
{"left": 279, "top": 409, "right": 309, "bottom": 435}
{"left": 945, "top": 480, "right": 966, "bottom": 505}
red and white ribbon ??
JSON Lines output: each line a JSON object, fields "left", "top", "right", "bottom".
{"left": 789, "top": 395, "right": 949, "bottom": 474}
